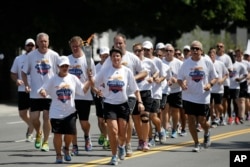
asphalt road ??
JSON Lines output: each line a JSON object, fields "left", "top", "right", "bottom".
{"left": 0, "top": 103, "right": 250, "bottom": 167}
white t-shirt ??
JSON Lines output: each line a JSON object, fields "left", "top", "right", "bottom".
{"left": 95, "top": 65, "right": 139, "bottom": 104}
{"left": 229, "top": 61, "right": 248, "bottom": 89}
{"left": 68, "top": 54, "right": 96, "bottom": 100}
{"left": 22, "top": 49, "right": 60, "bottom": 98}
{"left": 136, "top": 57, "right": 159, "bottom": 91}
{"left": 178, "top": 56, "right": 218, "bottom": 104}
{"left": 216, "top": 54, "right": 233, "bottom": 86}
{"left": 39, "top": 73, "right": 85, "bottom": 119}
{"left": 162, "top": 57, "right": 183, "bottom": 94}
{"left": 211, "top": 60, "right": 229, "bottom": 93}
{"left": 101, "top": 51, "right": 145, "bottom": 97}
{"left": 10, "top": 54, "right": 31, "bottom": 92}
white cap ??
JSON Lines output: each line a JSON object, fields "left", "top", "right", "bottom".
{"left": 155, "top": 42, "right": 165, "bottom": 50}
{"left": 99, "top": 46, "right": 110, "bottom": 55}
{"left": 58, "top": 56, "right": 70, "bottom": 66}
{"left": 244, "top": 50, "right": 250, "bottom": 55}
{"left": 183, "top": 45, "right": 190, "bottom": 50}
{"left": 25, "top": 38, "right": 35, "bottom": 46}
{"left": 142, "top": 41, "right": 153, "bottom": 49}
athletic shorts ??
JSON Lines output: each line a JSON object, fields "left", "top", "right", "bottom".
{"left": 160, "top": 94, "right": 168, "bottom": 109}
{"left": 223, "top": 86, "right": 230, "bottom": 99}
{"left": 18, "top": 92, "right": 30, "bottom": 110}
{"left": 210, "top": 93, "right": 223, "bottom": 104}
{"left": 183, "top": 100, "right": 210, "bottom": 117}
{"left": 229, "top": 89, "right": 240, "bottom": 99}
{"left": 75, "top": 100, "right": 92, "bottom": 121}
{"left": 30, "top": 98, "right": 51, "bottom": 112}
{"left": 127, "top": 97, "right": 137, "bottom": 114}
{"left": 133, "top": 90, "right": 152, "bottom": 115}
{"left": 94, "top": 96, "right": 104, "bottom": 118}
{"left": 150, "top": 99, "right": 160, "bottom": 113}
{"left": 50, "top": 112, "right": 77, "bottom": 134}
{"left": 239, "top": 81, "right": 248, "bottom": 98}
{"left": 103, "top": 102, "right": 130, "bottom": 122}
{"left": 167, "top": 92, "right": 182, "bottom": 108}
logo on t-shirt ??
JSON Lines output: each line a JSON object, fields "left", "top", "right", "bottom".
{"left": 189, "top": 67, "right": 204, "bottom": 82}
{"left": 107, "top": 75, "right": 125, "bottom": 93}
{"left": 35, "top": 59, "right": 51, "bottom": 76}
{"left": 56, "top": 84, "right": 72, "bottom": 103}
{"left": 69, "top": 65, "right": 83, "bottom": 79}
{"left": 229, "top": 69, "right": 237, "bottom": 78}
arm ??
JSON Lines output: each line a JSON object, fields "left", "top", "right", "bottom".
{"left": 134, "top": 90, "right": 145, "bottom": 112}
{"left": 21, "top": 71, "right": 31, "bottom": 93}
{"left": 10, "top": 72, "right": 24, "bottom": 86}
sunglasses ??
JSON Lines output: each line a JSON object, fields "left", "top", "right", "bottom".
{"left": 191, "top": 47, "right": 201, "bottom": 51}
{"left": 217, "top": 45, "right": 224, "bottom": 48}
{"left": 175, "top": 53, "right": 181, "bottom": 56}
{"left": 166, "top": 50, "right": 173, "bottom": 52}
{"left": 143, "top": 48, "right": 150, "bottom": 52}
{"left": 26, "top": 44, "right": 35, "bottom": 47}
{"left": 60, "top": 65, "right": 69, "bottom": 68}
{"left": 134, "top": 49, "right": 143, "bottom": 53}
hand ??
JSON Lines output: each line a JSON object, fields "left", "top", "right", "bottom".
{"left": 39, "top": 89, "right": 47, "bottom": 98}
{"left": 138, "top": 103, "right": 145, "bottom": 112}
{"left": 25, "top": 86, "right": 31, "bottom": 93}
{"left": 16, "top": 79, "right": 24, "bottom": 86}
{"left": 203, "top": 83, "right": 211, "bottom": 91}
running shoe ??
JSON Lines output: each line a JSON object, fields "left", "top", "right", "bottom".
{"left": 103, "top": 139, "right": 110, "bottom": 150}
{"left": 171, "top": 130, "right": 178, "bottom": 138}
{"left": 41, "top": 142, "right": 49, "bottom": 152}
{"left": 227, "top": 117, "right": 234, "bottom": 125}
{"left": 192, "top": 143, "right": 201, "bottom": 152}
{"left": 235, "top": 117, "right": 240, "bottom": 125}
{"left": 204, "top": 132, "right": 211, "bottom": 149}
{"left": 34, "top": 132, "right": 42, "bottom": 149}
{"left": 148, "top": 138, "right": 155, "bottom": 147}
{"left": 55, "top": 155, "right": 63, "bottom": 164}
{"left": 26, "top": 134, "right": 33, "bottom": 142}
{"left": 109, "top": 155, "right": 118, "bottom": 165}
{"left": 137, "top": 140, "right": 143, "bottom": 151}
{"left": 142, "top": 142, "right": 149, "bottom": 152}
{"left": 196, "top": 124, "right": 203, "bottom": 132}
{"left": 118, "top": 146, "right": 126, "bottom": 160}
{"left": 159, "top": 131, "right": 167, "bottom": 144}
{"left": 125, "top": 143, "right": 133, "bottom": 157}
{"left": 63, "top": 147, "right": 72, "bottom": 161}
{"left": 71, "top": 145, "right": 79, "bottom": 156}
{"left": 154, "top": 133, "right": 159, "bottom": 142}
{"left": 98, "top": 134, "right": 105, "bottom": 145}
{"left": 239, "top": 118, "right": 244, "bottom": 124}
{"left": 85, "top": 137, "right": 92, "bottom": 151}
{"left": 180, "top": 129, "right": 187, "bottom": 137}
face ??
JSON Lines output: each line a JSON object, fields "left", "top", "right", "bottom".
{"left": 37, "top": 35, "right": 49, "bottom": 52}
{"left": 209, "top": 49, "right": 216, "bottom": 62}
{"left": 100, "top": 53, "right": 109, "bottom": 62}
{"left": 25, "top": 43, "right": 35, "bottom": 53}
{"left": 143, "top": 47, "right": 153, "bottom": 58}
{"left": 70, "top": 40, "right": 82, "bottom": 54}
{"left": 111, "top": 51, "right": 122, "bottom": 68}
{"left": 113, "top": 36, "right": 126, "bottom": 54}
{"left": 155, "top": 49, "right": 165, "bottom": 59}
{"left": 235, "top": 50, "right": 242, "bottom": 61}
{"left": 190, "top": 43, "right": 202, "bottom": 60}
{"left": 216, "top": 43, "right": 225, "bottom": 54}
{"left": 133, "top": 45, "right": 144, "bottom": 58}
{"left": 58, "top": 64, "right": 69, "bottom": 76}
{"left": 165, "top": 46, "right": 175, "bottom": 61}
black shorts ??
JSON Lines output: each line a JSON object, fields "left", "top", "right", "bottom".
{"left": 167, "top": 92, "right": 182, "bottom": 108}
{"left": 18, "top": 92, "right": 30, "bottom": 110}
{"left": 160, "top": 94, "right": 168, "bottom": 109}
{"left": 75, "top": 100, "right": 92, "bottom": 121}
{"left": 223, "top": 86, "right": 230, "bottom": 99}
{"left": 128, "top": 97, "right": 137, "bottom": 114}
{"left": 239, "top": 81, "right": 248, "bottom": 98}
{"left": 133, "top": 90, "right": 152, "bottom": 115}
{"left": 30, "top": 98, "right": 51, "bottom": 112}
{"left": 150, "top": 99, "right": 160, "bottom": 113}
{"left": 210, "top": 93, "right": 223, "bottom": 104}
{"left": 50, "top": 112, "right": 77, "bottom": 134}
{"left": 103, "top": 102, "right": 130, "bottom": 122}
{"left": 94, "top": 96, "right": 104, "bottom": 118}
{"left": 183, "top": 100, "right": 210, "bottom": 117}
{"left": 229, "top": 89, "right": 240, "bottom": 99}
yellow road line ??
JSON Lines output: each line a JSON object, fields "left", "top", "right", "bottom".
{"left": 68, "top": 128, "right": 250, "bottom": 167}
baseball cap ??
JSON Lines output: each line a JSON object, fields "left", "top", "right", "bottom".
{"left": 244, "top": 50, "right": 250, "bottom": 56}
{"left": 25, "top": 38, "right": 35, "bottom": 46}
{"left": 155, "top": 42, "right": 165, "bottom": 50}
{"left": 142, "top": 41, "right": 153, "bottom": 49}
{"left": 183, "top": 45, "right": 190, "bottom": 50}
{"left": 58, "top": 56, "right": 70, "bottom": 66}
{"left": 99, "top": 46, "right": 110, "bottom": 55}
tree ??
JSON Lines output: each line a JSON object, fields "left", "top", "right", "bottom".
{"left": 0, "top": 0, "right": 248, "bottom": 101}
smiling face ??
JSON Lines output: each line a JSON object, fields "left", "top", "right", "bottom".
{"left": 110, "top": 51, "right": 122, "bottom": 68}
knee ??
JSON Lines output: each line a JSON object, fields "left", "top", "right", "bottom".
{"left": 140, "top": 113, "right": 149, "bottom": 123}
